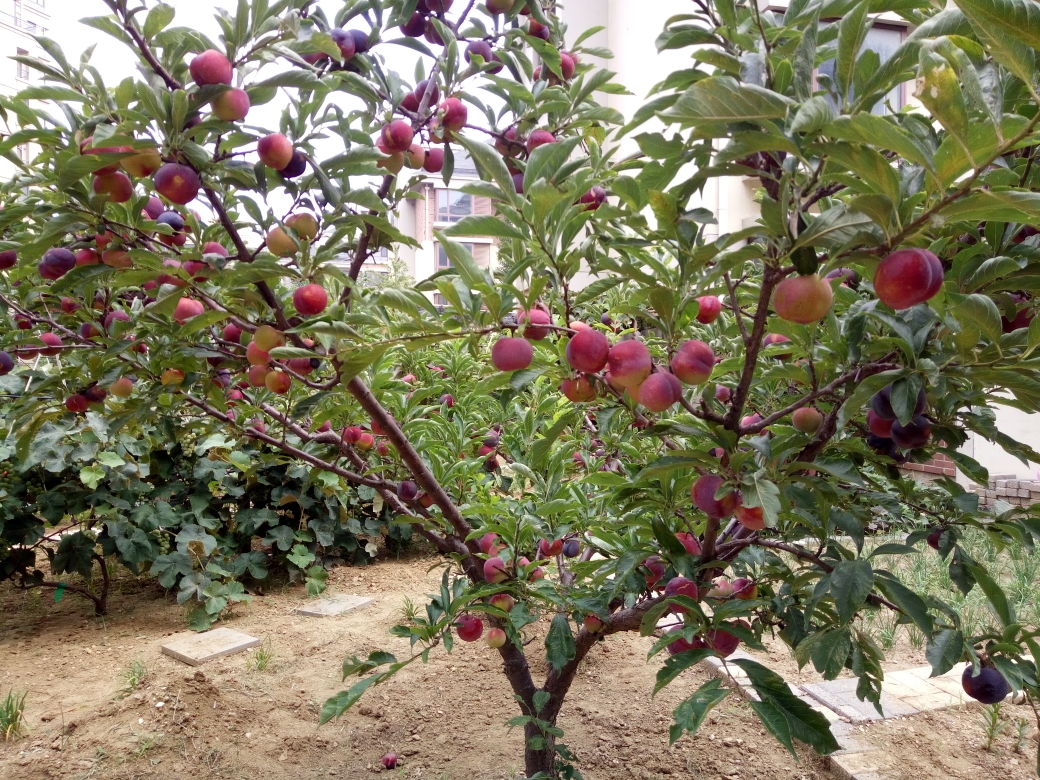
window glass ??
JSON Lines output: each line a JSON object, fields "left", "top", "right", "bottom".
{"left": 436, "top": 190, "right": 473, "bottom": 223}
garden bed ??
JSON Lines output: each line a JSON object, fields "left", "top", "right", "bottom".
{"left": 0, "top": 552, "right": 1034, "bottom": 780}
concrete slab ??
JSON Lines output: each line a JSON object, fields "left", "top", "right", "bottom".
{"left": 161, "top": 627, "right": 261, "bottom": 666}
{"left": 884, "top": 670, "right": 940, "bottom": 695}
{"left": 801, "top": 683, "right": 919, "bottom": 723}
{"left": 829, "top": 751, "right": 881, "bottom": 780}
{"left": 901, "top": 691, "right": 962, "bottom": 712}
{"left": 295, "top": 594, "right": 374, "bottom": 618}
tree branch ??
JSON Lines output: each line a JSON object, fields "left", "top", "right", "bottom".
{"left": 345, "top": 377, "right": 480, "bottom": 571}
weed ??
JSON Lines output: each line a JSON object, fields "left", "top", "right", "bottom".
{"left": 249, "top": 639, "right": 275, "bottom": 672}
{"left": 126, "top": 731, "right": 163, "bottom": 759}
{"left": 398, "top": 596, "right": 420, "bottom": 624}
{"left": 981, "top": 702, "right": 1007, "bottom": 751}
{"left": 0, "top": 689, "right": 27, "bottom": 741}
{"left": 118, "top": 658, "right": 148, "bottom": 697}
{"left": 1014, "top": 718, "right": 1031, "bottom": 754}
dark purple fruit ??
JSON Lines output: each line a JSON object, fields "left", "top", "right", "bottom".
{"left": 281, "top": 151, "right": 307, "bottom": 178}
{"left": 157, "top": 211, "right": 185, "bottom": 231}
{"left": 563, "top": 539, "right": 580, "bottom": 558}
{"left": 870, "top": 385, "right": 926, "bottom": 422}
{"left": 398, "top": 480, "right": 418, "bottom": 501}
{"left": 926, "top": 529, "right": 942, "bottom": 550}
{"left": 891, "top": 415, "right": 931, "bottom": 450}
{"left": 961, "top": 665, "right": 1009, "bottom": 704}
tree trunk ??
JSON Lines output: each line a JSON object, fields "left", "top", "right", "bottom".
{"left": 524, "top": 720, "right": 557, "bottom": 778}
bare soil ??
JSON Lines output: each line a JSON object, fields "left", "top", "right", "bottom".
{"left": 854, "top": 708, "right": 1040, "bottom": 780}
{"left": 0, "top": 551, "right": 1035, "bottom": 780}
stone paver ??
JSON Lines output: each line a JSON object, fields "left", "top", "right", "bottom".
{"left": 161, "top": 627, "right": 261, "bottom": 666}
{"left": 801, "top": 683, "right": 919, "bottom": 723}
{"left": 295, "top": 594, "right": 374, "bottom": 618}
{"left": 829, "top": 751, "right": 881, "bottom": 780}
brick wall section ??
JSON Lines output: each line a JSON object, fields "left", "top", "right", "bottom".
{"left": 967, "top": 475, "right": 1040, "bottom": 508}
{"left": 901, "top": 453, "right": 958, "bottom": 480}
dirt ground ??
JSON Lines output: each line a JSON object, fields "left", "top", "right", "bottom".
{"left": 0, "top": 549, "right": 1035, "bottom": 780}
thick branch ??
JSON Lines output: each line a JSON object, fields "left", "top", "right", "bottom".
{"left": 18, "top": 577, "right": 104, "bottom": 614}
{"left": 726, "top": 264, "right": 785, "bottom": 429}
{"left": 542, "top": 596, "right": 665, "bottom": 721}
{"left": 345, "top": 377, "right": 479, "bottom": 567}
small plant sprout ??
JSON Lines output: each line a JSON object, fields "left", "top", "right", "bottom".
{"left": 981, "top": 702, "right": 1007, "bottom": 751}
{"left": 250, "top": 640, "right": 275, "bottom": 672}
{"left": 0, "top": 690, "right": 27, "bottom": 741}
{"left": 118, "top": 658, "right": 148, "bottom": 697}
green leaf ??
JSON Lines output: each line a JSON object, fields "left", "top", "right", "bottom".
{"left": 176, "top": 524, "right": 217, "bottom": 557}
{"left": 454, "top": 135, "right": 517, "bottom": 207}
{"left": 144, "top": 3, "right": 176, "bottom": 38}
{"left": 824, "top": 115, "right": 934, "bottom": 172}
{"left": 305, "top": 565, "right": 329, "bottom": 597}
{"left": 444, "top": 215, "right": 525, "bottom": 240}
{"left": 874, "top": 573, "right": 934, "bottom": 635}
{"left": 669, "top": 678, "right": 731, "bottom": 744}
{"left": 955, "top": 0, "right": 1040, "bottom": 57}
{"left": 925, "top": 628, "right": 965, "bottom": 676}
{"left": 829, "top": 559, "right": 874, "bottom": 625}
{"left": 319, "top": 674, "right": 382, "bottom": 725}
{"left": 654, "top": 648, "right": 714, "bottom": 695}
{"left": 663, "top": 76, "right": 792, "bottom": 125}
{"left": 53, "top": 532, "right": 96, "bottom": 579}
{"left": 965, "top": 563, "right": 1013, "bottom": 626}
{"left": 740, "top": 473, "right": 781, "bottom": 527}
{"left": 952, "top": 294, "right": 1004, "bottom": 343}
{"left": 915, "top": 51, "right": 970, "bottom": 158}
{"left": 287, "top": 543, "right": 316, "bottom": 569}
{"left": 941, "top": 190, "right": 1040, "bottom": 225}
{"left": 731, "top": 659, "right": 840, "bottom": 756}
{"left": 150, "top": 552, "right": 194, "bottom": 589}
{"left": 525, "top": 136, "right": 582, "bottom": 189}
{"left": 834, "top": 0, "right": 872, "bottom": 106}
{"left": 809, "top": 628, "right": 852, "bottom": 679}
{"left": 545, "top": 614, "right": 576, "bottom": 671}
{"left": 435, "top": 233, "right": 490, "bottom": 291}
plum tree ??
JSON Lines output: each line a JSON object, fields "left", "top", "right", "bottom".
{"left": 1, "top": 0, "right": 1040, "bottom": 777}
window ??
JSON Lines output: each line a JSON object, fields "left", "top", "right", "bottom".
{"left": 436, "top": 189, "right": 474, "bottom": 223}
{"left": 17, "top": 144, "right": 29, "bottom": 163}
{"left": 434, "top": 294, "right": 448, "bottom": 309}
{"left": 816, "top": 24, "right": 906, "bottom": 114}
{"left": 15, "top": 49, "right": 28, "bottom": 81}
{"left": 436, "top": 242, "right": 473, "bottom": 270}
{"left": 25, "top": 0, "right": 44, "bottom": 7}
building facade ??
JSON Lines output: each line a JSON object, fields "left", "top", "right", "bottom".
{"left": 0, "top": 0, "right": 50, "bottom": 179}
{"left": 383, "top": 151, "right": 500, "bottom": 306}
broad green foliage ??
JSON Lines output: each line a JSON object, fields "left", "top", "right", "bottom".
{"left": 0, "top": 409, "right": 391, "bottom": 623}
{"left": 0, "top": 0, "right": 1039, "bottom": 776}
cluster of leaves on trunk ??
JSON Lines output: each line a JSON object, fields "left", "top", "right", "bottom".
{"left": 0, "top": 0, "right": 1039, "bottom": 776}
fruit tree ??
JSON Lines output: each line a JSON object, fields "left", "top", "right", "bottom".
{"left": 1, "top": 0, "right": 1040, "bottom": 776}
